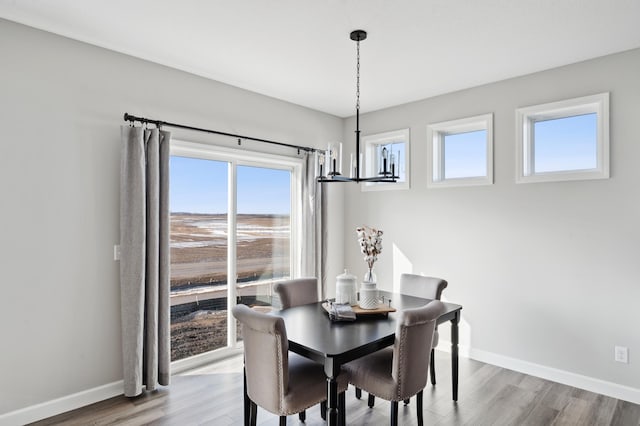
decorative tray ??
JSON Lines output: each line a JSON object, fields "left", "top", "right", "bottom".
{"left": 322, "top": 302, "right": 396, "bottom": 316}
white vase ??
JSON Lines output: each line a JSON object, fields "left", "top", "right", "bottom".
{"left": 359, "top": 281, "right": 379, "bottom": 310}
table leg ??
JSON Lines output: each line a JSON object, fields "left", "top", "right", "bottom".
{"left": 451, "top": 311, "right": 460, "bottom": 401}
{"left": 244, "top": 366, "right": 250, "bottom": 426}
{"left": 326, "top": 378, "right": 338, "bottom": 426}
{"left": 325, "top": 360, "right": 339, "bottom": 426}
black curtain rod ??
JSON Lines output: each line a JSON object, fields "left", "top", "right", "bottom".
{"left": 123, "top": 113, "right": 317, "bottom": 153}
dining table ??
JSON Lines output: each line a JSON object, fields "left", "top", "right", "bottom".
{"left": 243, "top": 290, "right": 462, "bottom": 426}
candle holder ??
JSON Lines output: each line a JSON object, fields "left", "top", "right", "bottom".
{"left": 328, "top": 142, "right": 342, "bottom": 176}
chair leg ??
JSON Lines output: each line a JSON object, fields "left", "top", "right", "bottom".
{"left": 368, "top": 393, "right": 375, "bottom": 408}
{"left": 279, "top": 415, "right": 287, "bottom": 426}
{"left": 355, "top": 387, "right": 362, "bottom": 399}
{"left": 390, "top": 401, "right": 399, "bottom": 426}
{"left": 416, "top": 390, "right": 424, "bottom": 426}
{"left": 404, "top": 399, "right": 410, "bottom": 405}
{"left": 320, "top": 400, "right": 327, "bottom": 420}
{"left": 430, "top": 348, "right": 436, "bottom": 385}
{"left": 339, "top": 391, "right": 346, "bottom": 426}
{"left": 298, "top": 409, "right": 305, "bottom": 422}
{"left": 249, "top": 401, "right": 257, "bottom": 426}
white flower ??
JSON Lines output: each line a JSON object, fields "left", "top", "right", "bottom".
{"left": 356, "top": 225, "right": 383, "bottom": 269}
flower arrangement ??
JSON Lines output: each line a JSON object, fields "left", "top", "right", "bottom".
{"left": 356, "top": 225, "right": 383, "bottom": 282}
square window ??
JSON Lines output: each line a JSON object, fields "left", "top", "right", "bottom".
{"left": 516, "top": 93, "right": 609, "bottom": 183}
{"left": 362, "top": 128, "right": 410, "bottom": 191}
{"left": 427, "top": 113, "right": 493, "bottom": 187}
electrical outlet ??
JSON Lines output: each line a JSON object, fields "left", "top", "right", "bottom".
{"left": 614, "top": 346, "right": 628, "bottom": 363}
{"left": 114, "top": 244, "right": 121, "bottom": 261}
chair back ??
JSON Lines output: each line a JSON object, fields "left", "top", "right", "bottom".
{"left": 273, "top": 277, "right": 318, "bottom": 309}
{"left": 232, "top": 304, "right": 289, "bottom": 414}
{"left": 399, "top": 273, "right": 447, "bottom": 300}
{"left": 391, "top": 300, "right": 445, "bottom": 398}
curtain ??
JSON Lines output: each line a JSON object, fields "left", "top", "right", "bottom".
{"left": 301, "top": 151, "right": 326, "bottom": 299}
{"left": 120, "top": 126, "right": 171, "bottom": 397}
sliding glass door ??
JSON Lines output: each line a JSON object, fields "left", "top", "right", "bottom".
{"left": 169, "top": 142, "right": 300, "bottom": 362}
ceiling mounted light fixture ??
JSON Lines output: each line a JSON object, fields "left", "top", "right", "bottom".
{"left": 317, "top": 30, "right": 399, "bottom": 184}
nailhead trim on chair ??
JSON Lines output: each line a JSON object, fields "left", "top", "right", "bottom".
{"left": 395, "top": 326, "right": 408, "bottom": 401}
{"left": 275, "top": 333, "right": 286, "bottom": 414}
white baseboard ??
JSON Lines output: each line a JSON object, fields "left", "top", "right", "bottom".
{"left": 0, "top": 380, "right": 123, "bottom": 426}
{"left": 465, "top": 346, "right": 640, "bottom": 405}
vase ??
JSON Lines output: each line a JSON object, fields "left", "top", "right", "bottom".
{"left": 359, "top": 281, "right": 379, "bottom": 309}
{"left": 363, "top": 266, "right": 377, "bottom": 284}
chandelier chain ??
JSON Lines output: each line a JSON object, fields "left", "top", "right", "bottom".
{"left": 356, "top": 38, "right": 360, "bottom": 111}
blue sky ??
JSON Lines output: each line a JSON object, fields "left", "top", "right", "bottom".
{"left": 534, "top": 113, "right": 597, "bottom": 172}
{"left": 169, "top": 156, "right": 291, "bottom": 214}
{"left": 444, "top": 130, "right": 487, "bottom": 179}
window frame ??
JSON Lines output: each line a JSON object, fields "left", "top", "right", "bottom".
{"left": 169, "top": 139, "right": 303, "bottom": 369}
{"left": 361, "top": 128, "right": 411, "bottom": 191}
{"left": 515, "top": 92, "right": 610, "bottom": 184}
{"left": 427, "top": 113, "right": 494, "bottom": 188}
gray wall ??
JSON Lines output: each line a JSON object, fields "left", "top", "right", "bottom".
{"left": 0, "top": 19, "right": 344, "bottom": 415}
{"left": 2, "top": 15, "right": 639, "bottom": 418}
{"left": 343, "top": 48, "right": 640, "bottom": 390}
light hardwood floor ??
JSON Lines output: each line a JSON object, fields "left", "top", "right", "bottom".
{"left": 30, "top": 351, "right": 640, "bottom": 425}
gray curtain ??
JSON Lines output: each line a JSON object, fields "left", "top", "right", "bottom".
{"left": 120, "top": 126, "right": 171, "bottom": 397}
{"left": 301, "top": 151, "right": 326, "bottom": 299}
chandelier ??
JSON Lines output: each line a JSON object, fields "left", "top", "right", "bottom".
{"left": 317, "top": 30, "right": 399, "bottom": 184}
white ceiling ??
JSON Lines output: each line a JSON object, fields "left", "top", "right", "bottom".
{"left": 2, "top": 0, "right": 639, "bottom": 117}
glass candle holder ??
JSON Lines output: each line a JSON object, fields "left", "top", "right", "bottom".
{"left": 328, "top": 142, "right": 342, "bottom": 176}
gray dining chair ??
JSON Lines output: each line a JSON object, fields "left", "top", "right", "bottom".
{"left": 272, "top": 277, "right": 328, "bottom": 419}
{"left": 400, "top": 273, "right": 448, "bottom": 387}
{"left": 356, "top": 273, "right": 448, "bottom": 406}
{"left": 343, "top": 300, "right": 445, "bottom": 426}
{"left": 232, "top": 304, "right": 349, "bottom": 426}
{"left": 273, "top": 277, "right": 319, "bottom": 309}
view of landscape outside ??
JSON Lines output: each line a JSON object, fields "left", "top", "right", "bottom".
{"left": 169, "top": 156, "right": 291, "bottom": 361}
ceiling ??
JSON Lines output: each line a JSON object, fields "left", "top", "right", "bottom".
{"left": 1, "top": 0, "right": 639, "bottom": 117}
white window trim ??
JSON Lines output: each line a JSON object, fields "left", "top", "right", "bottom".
{"left": 427, "top": 113, "right": 493, "bottom": 188}
{"left": 515, "top": 92, "right": 609, "bottom": 184}
{"left": 170, "top": 139, "right": 303, "bottom": 357}
{"left": 361, "top": 128, "right": 411, "bottom": 191}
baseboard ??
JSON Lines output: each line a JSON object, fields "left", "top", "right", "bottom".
{"left": 465, "top": 346, "right": 640, "bottom": 405}
{"left": 0, "top": 380, "right": 123, "bottom": 426}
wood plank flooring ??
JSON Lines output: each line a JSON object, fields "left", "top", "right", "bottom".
{"left": 29, "top": 351, "right": 640, "bottom": 425}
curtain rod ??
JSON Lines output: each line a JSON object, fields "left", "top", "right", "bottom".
{"left": 123, "top": 113, "right": 317, "bottom": 153}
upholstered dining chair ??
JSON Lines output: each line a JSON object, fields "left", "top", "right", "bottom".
{"left": 399, "top": 273, "right": 448, "bottom": 387}
{"left": 272, "top": 277, "right": 329, "bottom": 420}
{"left": 273, "top": 277, "right": 319, "bottom": 309}
{"left": 344, "top": 300, "right": 446, "bottom": 426}
{"left": 232, "top": 304, "right": 349, "bottom": 426}
{"left": 356, "top": 273, "right": 448, "bottom": 406}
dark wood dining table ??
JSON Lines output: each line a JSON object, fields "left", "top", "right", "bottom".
{"left": 243, "top": 291, "right": 462, "bottom": 426}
